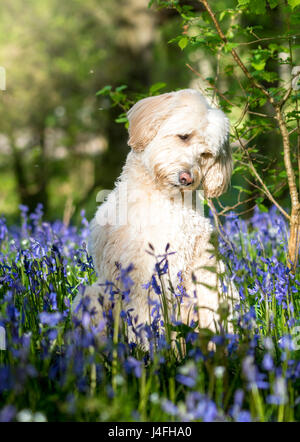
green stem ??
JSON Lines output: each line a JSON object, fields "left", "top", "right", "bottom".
{"left": 112, "top": 294, "right": 121, "bottom": 391}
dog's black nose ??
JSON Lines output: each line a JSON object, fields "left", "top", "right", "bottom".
{"left": 179, "top": 171, "right": 193, "bottom": 186}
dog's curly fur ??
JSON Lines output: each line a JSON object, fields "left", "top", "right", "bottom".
{"left": 74, "top": 89, "right": 238, "bottom": 339}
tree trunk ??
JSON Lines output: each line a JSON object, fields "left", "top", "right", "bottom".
{"left": 276, "top": 108, "right": 300, "bottom": 271}
{"left": 288, "top": 209, "right": 300, "bottom": 271}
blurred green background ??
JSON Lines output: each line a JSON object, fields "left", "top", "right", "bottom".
{"left": 0, "top": 0, "right": 297, "bottom": 224}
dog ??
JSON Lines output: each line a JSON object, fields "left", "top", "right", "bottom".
{"left": 74, "top": 89, "right": 237, "bottom": 343}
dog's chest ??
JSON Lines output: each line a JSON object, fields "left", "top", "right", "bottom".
{"left": 95, "top": 186, "right": 214, "bottom": 287}
{"left": 127, "top": 195, "right": 213, "bottom": 272}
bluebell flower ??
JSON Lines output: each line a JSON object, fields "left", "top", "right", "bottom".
{"left": 39, "top": 312, "right": 63, "bottom": 327}
{"left": 236, "top": 411, "right": 251, "bottom": 422}
{"left": 0, "top": 367, "right": 12, "bottom": 393}
{"left": 242, "top": 355, "right": 269, "bottom": 390}
{"left": 262, "top": 353, "right": 274, "bottom": 371}
{"left": 49, "top": 292, "right": 58, "bottom": 310}
{"left": 267, "top": 377, "right": 288, "bottom": 405}
{"left": 162, "top": 399, "right": 178, "bottom": 416}
{"left": 184, "top": 392, "right": 219, "bottom": 422}
{"left": 125, "top": 357, "right": 142, "bottom": 378}
{"left": 188, "top": 348, "right": 205, "bottom": 362}
{"left": 116, "top": 263, "right": 134, "bottom": 292}
{"left": 278, "top": 335, "right": 295, "bottom": 351}
{"left": 176, "top": 374, "right": 196, "bottom": 388}
{"left": 0, "top": 217, "right": 8, "bottom": 245}
{"left": 0, "top": 204, "right": 298, "bottom": 421}
{"left": 47, "top": 329, "right": 58, "bottom": 341}
{"left": 0, "top": 405, "right": 16, "bottom": 422}
{"left": 155, "top": 258, "right": 168, "bottom": 276}
{"left": 151, "top": 275, "right": 161, "bottom": 295}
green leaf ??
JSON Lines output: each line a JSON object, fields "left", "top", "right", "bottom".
{"left": 178, "top": 37, "right": 188, "bottom": 50}
{"left": 258, "top": 71, "right": 279, "bottom": 83}
{"left": 253, "top": 0, "right": 267, "bottom": 14}
{"left": 279, "top": 170, "right": 287, "bottom": 178}
{"left": 116, "top": 85, "right": 127, "bottom": 92}
{"left": 96, "top": 85, "right": 112, "bottom": 96}
{"left": 258, "top": 203, "right": 269, "bottom": 213}
{"left": 224, "top": 42, "right": 238, "bottom": 53}
{"left": 219, "top": 10, "right": 227, "bottom": 21}
{"left": 240, "top": 0, "right": 266, "bottom": 14}
{"left": 149, "top": 82, "right": 167, "bottom": 95}
{"left": 251, "top": 59, "right": 266, "bottom": 71}
{"left": 259, "top": 97, "right": 267, "bottom": 106}
{"left": 268, "top": 0, "right": 279, "bottom": 8}
{"left": 115, "top": 113, "right": 128, "bottom": 124}
{"left": 251, "top": 50, "right": 269, "bottom": 71}
{"left": 232, "top": 185, "right": 252, "bottom": 194}
{"left": 288, "top": 0, "right": 300, "bottom": 9}
{"left": 181, "top": 13, "right": 194, "bottom": 21}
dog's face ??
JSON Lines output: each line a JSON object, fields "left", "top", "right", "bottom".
{"left": 127, "top": 89, "right": 232, "bottom": 198}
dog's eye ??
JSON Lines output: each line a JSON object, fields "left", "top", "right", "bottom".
{"left": 200, "top": 152, "right": 213, "bottom": 160}
{"left": 178, "top": 134, "right": 190, "bottom": 141}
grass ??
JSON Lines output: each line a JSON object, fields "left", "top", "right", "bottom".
{"left": 0, "top": 204, "right": 299, "bottom": 422}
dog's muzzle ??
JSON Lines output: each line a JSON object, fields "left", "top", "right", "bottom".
{"left": 179, "top": 171, "right": 194, "bottom": 186}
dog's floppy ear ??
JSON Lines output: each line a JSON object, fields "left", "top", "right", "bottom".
{"left": 202, "top": 110, "right": 232, "bottom": 198}
{"left": 203, "top": 142, "right": 233, "bottom": 198}
{"left": 127, "top": 93, "right": 174, "bottom": 152}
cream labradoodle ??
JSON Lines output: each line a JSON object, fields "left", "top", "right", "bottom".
{"left": 74, "top": 89, "right": 237, "bottom": 339}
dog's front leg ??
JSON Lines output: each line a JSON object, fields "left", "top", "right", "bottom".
{"left": 180, "top": 234, "right": 222, "bottom": 332}
{"left": 182, "top": 235, "right": 238, "bottom": 334}
{"left": 72, "top": 281, "right": 105, "bottom": 327}
{"left": 182, "top": 265, "right": 220, "bottom": 332}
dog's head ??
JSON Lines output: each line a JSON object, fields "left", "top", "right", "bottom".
{"left": 127, "top": 89, "right": 232, "bottom": 198}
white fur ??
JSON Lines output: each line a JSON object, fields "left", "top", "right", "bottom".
{"left": 73, "top": 89, "right": 238, "bottom": 342}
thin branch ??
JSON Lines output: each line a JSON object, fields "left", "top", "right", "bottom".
{"left": 231, "top": 205, "right": 256, "bottom": 217}
{"left": 244, "top": 176, "right": 267, "bottom": 193}
{"left": 234, "top": 102, "right": 249, "bottom": 128}
{"left": 198, "top": 0, "right": 299, "bottom": 268}
{"left": 248, "top": 111, "right": 274, "bottom": 119}
{"left": 279, "top": 86, "right": 293, "bottom": 109}
{"left": 236, "top": 33, "right": 300, "bottom": 46}
{"left": 288, "top": 127, "right": 299, "bottom": 136}
{"left": 206, "top": 198, "right": 234, "bottom": 251}
{"left": 186, "top": 63, "right": 235, "bottom": 107}
{"left": 218, "top": 196, "right": 257, "bottom": 216}
{"left": 186, "top": 63, "right": 273, "bottom": 126}
{"left": 235, "top": 129, "right": 291, "bottom": 221}
{"left": 199, "top": 0, "right": 275, "bottom": 105}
